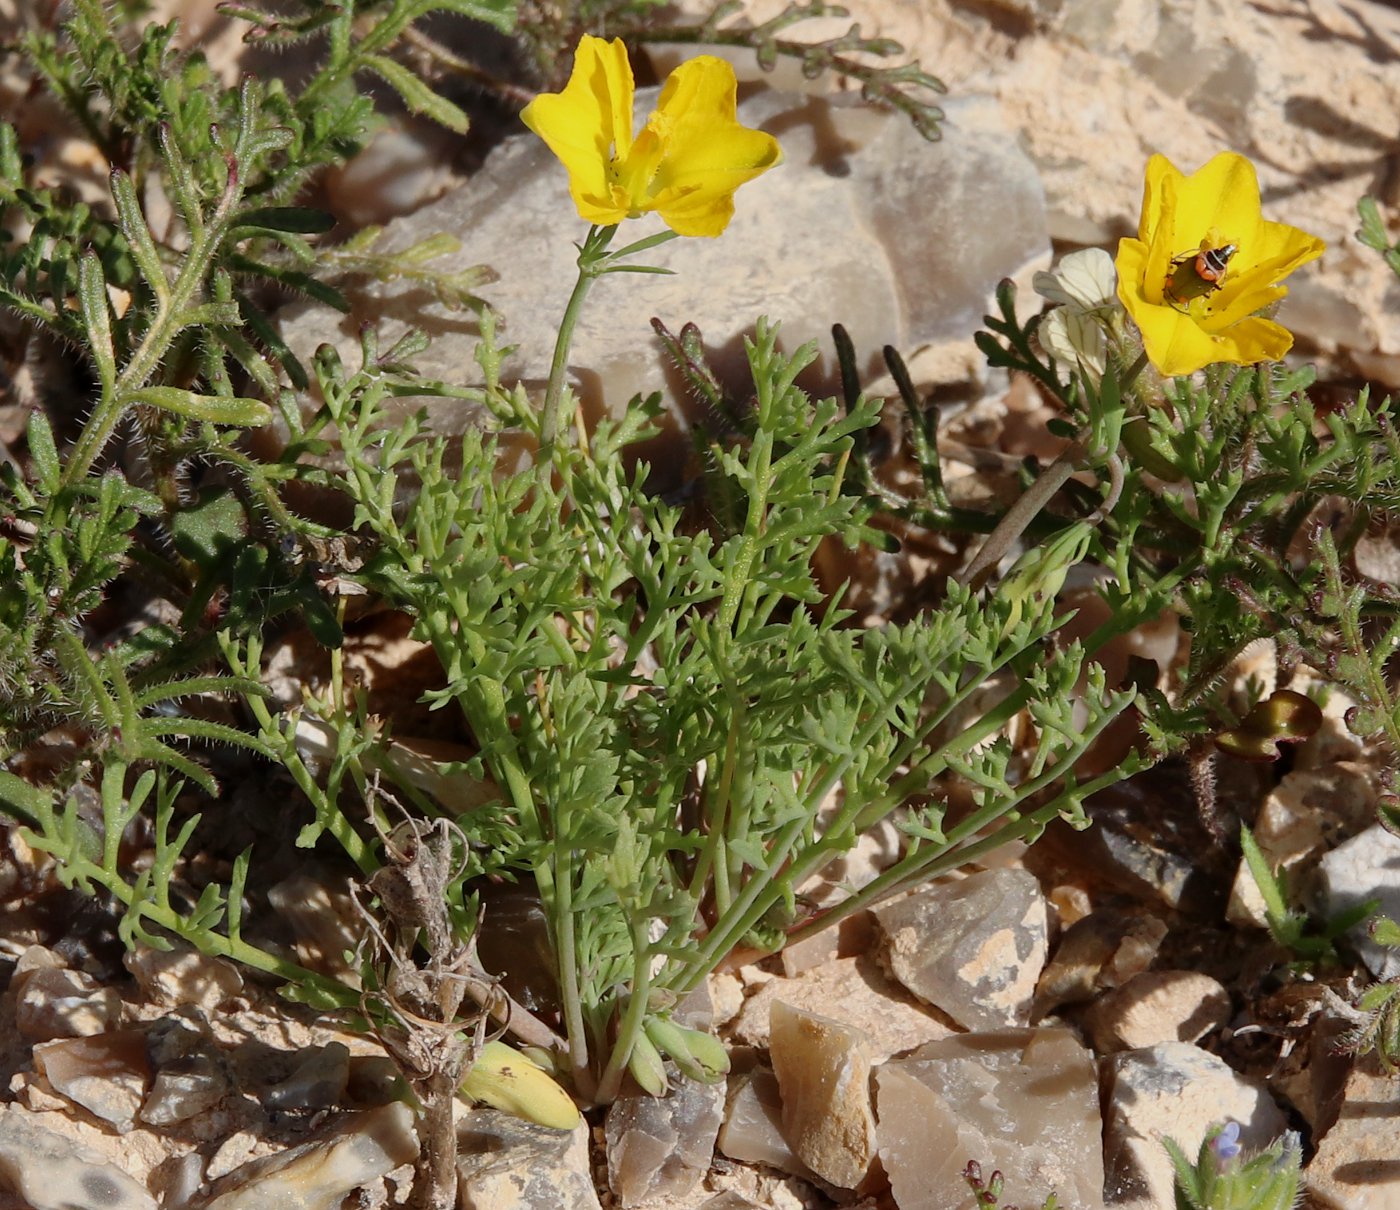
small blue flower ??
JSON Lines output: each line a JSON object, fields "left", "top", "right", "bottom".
{"left": 1211, "top": 1121, "right": 1242, "bottom": 1162}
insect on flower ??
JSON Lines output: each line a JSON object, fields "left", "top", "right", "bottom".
{"left": 1114, "top": 151, "right": 1324, "bottom": 376}
{"left": 1165, "top": 237, "right": 1239, "bottom": 312}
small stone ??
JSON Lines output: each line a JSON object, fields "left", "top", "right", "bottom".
{"left": 1305, "top": 1053, "right": 1400, "bottom": 1209}
{"left": 732, "top": 954, "right": 953, "bottom": 1062}
{"left": 456, "top": 1107, "right": 600, "bottom": 1210}
{"left": 709, "top": 973, "right": 745, "bottom": 1031}
{"left": 605, "top": 1075, "right": 724, "bottom": 1206}
{"left": 874, "top": 868, "right": 1048, "bottom": 1031}
{"left": 265, "top": 1041, "right": 351, "bottom": 1111}
{"left": 875, "top": 1027, "right": 1103, "bottom": 1210}
{"left": 141, "top": 1015, "right": 230, "bottom": 1126}
{"left": 202, "top": 1103, "right": 419, "bottom": 1210}
{"left": 716, "top": 1065, "right": 813, "bottom": 1180}
{"left": 1102, "top": 1042, "right": 1287, "bottom": 1207}
{"left": 768, "top": 1000, "right": 877, "bottom": 1190}
{"left": 1051, "top": 768, "right": 1226, "bottom": 914}
{"left": 265, "top": 870, "right": 363, "bottom": 985}
{"left": 1081, "top": 971, "right": 1231, "bottom": 1053}
{"left": 206, "top": 1131, "right": 259, "bottom": 1182}
{"left": 697, "top": 1194, "right": 765, "bottom": 1210}
{"left": 1227, "top": 764, "right": 1377, "bottom": 928}
{"left": 1032, "top": 909, "right": 1167, "bottom": 1019}
{"left": 14, "top": 957, "right": 122, "bottom": 1041}
{"left": 32, "top": 1030, "right": 149, "bottom": 1132}
{"left": 124, "top": 945, "right": 244, "bottom": 1011}
{"left": 1314, "top": 825, "right": 1400, "bottom": 980}
{"left": 777, "top": 929, "right": 839, "bottom": 978}
{"left": 149, "top": 1151, "right": 206, "bottom": 1210}
{"left": 0, "top": 1102, "right": 156, "bottom": 1210}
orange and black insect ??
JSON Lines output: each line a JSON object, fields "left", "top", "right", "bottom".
{"left": 1165, "top": 241, "right": 1238, "bottom": 312}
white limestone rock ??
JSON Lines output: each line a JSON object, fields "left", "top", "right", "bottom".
{"left": 605, "top": 1075, "right": 725, "bottom": 1207}
{"left": 1304, "top": 1053, "right": 1400, "bottom": 1210}
{"left": 1102, "top": 1042, "right": 1287, "bottom": 1208}
{"left": 874, "top": 867, "right": 1048, "bottom": 1031}
{"left": 732, "top": 954, "right": 953, "bottom": 1062}
{"left": 456, "top": 1108, "right": 600, "bottom": 1210}
{"left": 875, "top": 1027, "right": 1103, "bottom": 1210}
{"left": 124, "top": 945, "right": 245, "bottom": 1012}
{"left": 32, "top": 1031, "right": 149, "bottom": 1133}
{"left": 716, "top": 1064, "right": 815, "bottom": 1181}
{"left": 1031, "top": 910, "right": 1167, "bottom": 1020}
{"left": 13, "top": 951, "right": 122, "bottom": 1042}
{"left": 1314, "top": 824, "right": 1400, "bottom": 980}
{"left": 0, "top": 1103, "right": 156, "bottom": 1210}
{"left": 768, "top": 1000, "right": 877, "bottom": 1190}
{"left": 1228, "top": 763, "right": 1378, "bottom": 929}
{"left": 201, "top": 1102, "right": 419, "bottom": 1210}
{"left": 139, "top": 1013, "right": 231, "bottom": 1127}
{"left": 265, "top": 1041, "right": 351, "bottom": 1111}
{"left": 1080, "top": 970, "right": 1231, "bottom": 1053}
{"left": 277, "top": 88, "right": 1048, "bottom": 461}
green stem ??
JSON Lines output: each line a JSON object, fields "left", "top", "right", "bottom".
{"left": 552, "top": 825, "right": 592, "bottom": 1096}
{"left": 717, "top": 429, "right": 773, "bottom": 635}
{"left": 789, "top": 756, "right": 1137, "bottom": 944}
{"left": 540, "top": 225, "right": 617, "bottom": 460}
{"left": 959, "top": 349, "right": 1151, "bottom": 590}
{"left": 60, "top": 167, "right": 242, "bottom": 490}
{"left": 52, "top": 856, "right": 360, "bottom": 1009}
{"left": 595, "top": 916, "right": 656, "bottom": 1104}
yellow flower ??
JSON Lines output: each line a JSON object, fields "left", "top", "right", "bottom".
{"left": 520, "top": 36, "right": 782, "bottom": 238}
{"left": 1115, "top": 152, "right": 1324, "bottom": 377}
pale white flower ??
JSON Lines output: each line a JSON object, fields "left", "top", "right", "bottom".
{"left": 1032, "top": 248, "right": 1123, "bottom": 381}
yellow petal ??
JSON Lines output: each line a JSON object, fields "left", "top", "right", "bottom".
{"left": 646, "top": 56, "right": 782, "bottom": 237}
{"left": 522, "top": 40, "right": 782, "bottom": 236}
{"left": 1246, "top": 217, "right": 1326, "bottom": 280}
{"left": 1135, "top": 302, "right": 1223, "bottom": 376}
{"left": 1141, "top": 171, "right": 1182, "bottom": 307}
{"left": 1138, "top": 154, "right": 1180, "bottom": 244}
{"left": 1170, "top": 152, "right": 1263, "bottom": 257}
{"left": 1115, "top": 236, "right": 1157, "bottom": 315}
{"left": 1211, "top": 315, "right": 1295, "bottom": 364}
{"left": 1199, "top": 276, "right": 1286, "bottom": 330}
{"left": 521, "top": 36, "right": 635, "bottom": 225}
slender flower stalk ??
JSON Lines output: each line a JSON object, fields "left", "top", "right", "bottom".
{"left": 522, "top": 35, "right": 782, "bottom": 459}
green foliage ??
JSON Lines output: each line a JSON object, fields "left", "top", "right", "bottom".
{"left": 1358, "top": 197, "right": 1400, "bottom": 279}
{"left": 4, "top": 0, "right": 1400, "bottom": 1157}
{"left": 1166, "top": 1123, "right": 1302, "bottom": 1210}
{"left": 932, "top": 284, "right": 1400, "bottom": 770}
{"left": 0, "top": 0, "right": 504, "bottom": 1028}
{"left": 314, "top": 314, "right": 1140, "bottom": 1098}
{"left": 1284, "top": 524, "right": 1400, "bottom": 831}
{"left": 1342, "top": 915, "right": 1400, "bottom": 1071}
{"left": 1238, "top": 824, "right": 1376, "bottom": 965}
{"left": 962, "top": 1161, "right": 1060, "bottom": 1210}
{"left": 516, "top": 1, "right": 946, "bottom": 141}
